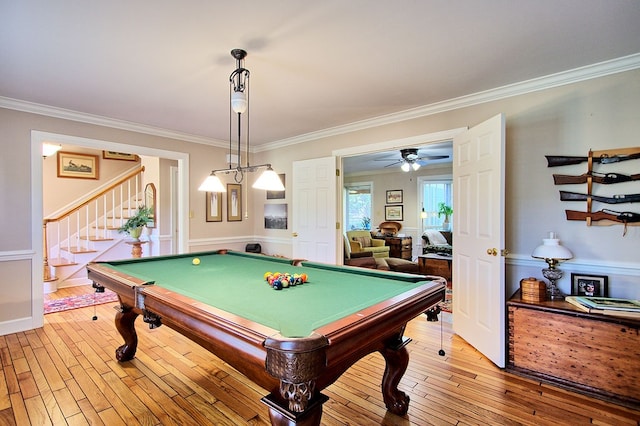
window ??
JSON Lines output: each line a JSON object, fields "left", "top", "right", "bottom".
{"left": 344, "top": 182, "right": 372, "bottom": 230}
{"left": 421, "top": 181, "right": 452, "bottom": 230}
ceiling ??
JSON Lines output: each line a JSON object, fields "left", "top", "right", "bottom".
{"left": 2, "top": 1, "right": 640, "bottom": 153}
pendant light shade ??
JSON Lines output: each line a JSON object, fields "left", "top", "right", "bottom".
{"left": 253, "top": 167, "right": 285, "bottom": 191}
{"left": 198, "top": 174, "right": 226, "bottom": 192}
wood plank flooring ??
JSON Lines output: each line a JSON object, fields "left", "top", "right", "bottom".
{"left": 2, "top": 285, "right": 638, "bottom": 425}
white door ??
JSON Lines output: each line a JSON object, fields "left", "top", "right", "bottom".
{"left": 452, "top": 113, "right": 506, "bottom": 368}
{"left": 292, "top": 157, "right": 337, "bottom": 263}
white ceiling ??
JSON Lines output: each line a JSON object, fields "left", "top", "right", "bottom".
{"left": 2, "top": 1, "right": 640, "bottom": 151}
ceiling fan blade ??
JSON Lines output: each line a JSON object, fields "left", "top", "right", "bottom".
{"left": 383, "top": 160, "right": 403, "bottom": 167}
{"left": 417, "top": 155, "right": 449, "bottom": 161}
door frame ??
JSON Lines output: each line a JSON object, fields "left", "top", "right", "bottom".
{"left": 334, "top": 128, "right": 466, "bottom": 260}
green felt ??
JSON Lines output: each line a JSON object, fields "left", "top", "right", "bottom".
{"left": 103, "top": 251, "right": 429, "bottom": 338}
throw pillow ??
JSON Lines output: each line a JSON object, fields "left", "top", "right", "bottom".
{"left": 423, "top": 230, "right": 448, "bottom": 246}
{"left": 352, "top": 236, "right": 372, "bottom": 248}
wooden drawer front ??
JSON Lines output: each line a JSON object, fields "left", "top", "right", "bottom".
{"left": 510, "top": 306, "right": 640, "bottom": 402}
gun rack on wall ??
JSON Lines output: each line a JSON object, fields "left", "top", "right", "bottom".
{"left": 547, "top": 147, "right": 640, "bottom": 235}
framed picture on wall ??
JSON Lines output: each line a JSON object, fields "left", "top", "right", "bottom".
{"left": 206, "top": 191, "right": 222, "bottom": 222}
{"left": 102, "top": 151, "right": 138, "bottom": 161}
{"left": 227, "top": 184, "right": 242, "bottom": 221}
{"left": 386, "top": 189, "right": 403, "bottom": 204}
{"left": 385, "top": 205, "right": 403, "bottom": 221}
{"left": 57, "top": 151, "right": 99, "bottom": 179}
{"left": 264, "top": 204, "right": 288, "bottom": 229}
{"left": 267, "top": 174, "right": 286, "bottom": 199}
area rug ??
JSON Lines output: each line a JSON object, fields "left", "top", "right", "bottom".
{"left": 437, "top": 281, "right": 452, "bottom": 313}
{"left": 44, "top": 291, "right": 118, "bottom": 314}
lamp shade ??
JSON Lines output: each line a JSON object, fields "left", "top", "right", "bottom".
{"left": 253, "top": 168, "right": 284, "bottom": 191}
{"left": 42, "top": 143, "right": 62, "bottom": 157}
{"left": 198, "top": 174, "right": 226, "bottom": 192}
{"left": 401, "top": 162, "right": 410, "bottom": 172}
{"left": 411, "top": 162, "right": 420, "bottom": 171}
{"left": 231, "top": 90, "right": 248, "bottom": 114}
{"left": 532, "top": 233, "right": 573, "bottom": 261}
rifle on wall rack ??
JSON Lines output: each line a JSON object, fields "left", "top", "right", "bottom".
{"left": 546, "top": 151, "right": 640, "bottom": 167}
{"left": 553, "top": 172, "right": 640, "bottom": 185}
{"left": 559, "top": 191, "right": 640, "bottom": 204}
{"left": 565, "top": 209, "right": 640, "bottom": 235}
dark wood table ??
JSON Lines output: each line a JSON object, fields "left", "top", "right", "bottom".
{"left": 417, "top": 254, "right": 452, "bottom": 280}
{"left": 87, "top": 250, "right": 445, "bottom": 425}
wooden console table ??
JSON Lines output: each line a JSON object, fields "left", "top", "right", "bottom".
{"left": 507, "top": 292, "right": 640, "bottom": 409}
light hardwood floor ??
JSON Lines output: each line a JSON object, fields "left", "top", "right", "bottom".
{"left": 2, "top": 285, "right": 639, "bottom": 425}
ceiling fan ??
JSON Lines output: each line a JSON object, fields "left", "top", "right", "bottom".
{"left": 378, "top": 148, "right": 449, "bottom": 171}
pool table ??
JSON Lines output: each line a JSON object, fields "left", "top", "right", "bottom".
{"left": 86, "top": 250, "right": 445, "bottom": 426}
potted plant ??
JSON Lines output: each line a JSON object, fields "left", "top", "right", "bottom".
{"left": 437, "top": 202, "right": 453, "bottom": 230}
{"left": 118, "top": 206, "right": 153, "bottom": 241}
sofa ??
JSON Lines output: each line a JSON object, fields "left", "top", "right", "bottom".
{"left": 344, "top": 235, "right": 418, "bottom": 273}
{"left": 346, "top": 230, "right": 390, "bottom": 258}
{"left": 422, "top": 230, "right": 452, "bottom": 255}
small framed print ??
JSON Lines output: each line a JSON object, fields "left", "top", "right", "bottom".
{"left": 267, "top": 174, "right": 286, "bottom": 199}
{"left": 385, "top": 205, "right": 403, "bottom": 221}
{"left": 205, "top": 191, "right": 222, "bottom": 222}
{"left": 386, "top": 189, "right": 403, "bottom": 204}
{"left": 57, "top": 151, "right": 99, "bottom": 179}
{"left": 227, "top": 184, "right": 242, "bottom": 221}
{"left": 102, "top": 151, "right": 138, "bottom": 161}
{"left": 571, "top": 273, "right": 608, "bottom": 297}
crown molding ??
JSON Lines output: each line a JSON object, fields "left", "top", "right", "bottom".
{"left": 2, "top": 53, "right": 639, "bottom": 153}
{"left": 256, "top": 53, "right": 640, "bottom": 152}
{"left": 0, "top": 96, "right": 228, "bottom": 148}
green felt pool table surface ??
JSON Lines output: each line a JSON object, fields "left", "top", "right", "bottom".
{"left": 98, "top": 250, "right": 432, "bottom": 338}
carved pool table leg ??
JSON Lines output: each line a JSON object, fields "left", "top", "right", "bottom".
{"left": 379, "top": 339, "right": 411, "bottom": 415}
{"left": 114, "top": 306, "right": 139, "bottom": 361}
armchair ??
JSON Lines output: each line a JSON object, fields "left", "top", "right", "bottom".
{"left": 346, "top": 230, "right": 390, "bottom": 258}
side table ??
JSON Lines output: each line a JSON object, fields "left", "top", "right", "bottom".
{"left": 418, "top": 254, "right": 452, "bottom": 280}
{"left": 125, "top": 240, "right": 148, "bottom": 258}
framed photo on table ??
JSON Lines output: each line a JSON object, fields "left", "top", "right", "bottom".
{"left": 227, "top": 184, "right": 242, "bottom": 221}
{"left": 571, "top": 273, "right": 608, "bottom": 297}
{"left": 385, "top": 205, "right": 403, "bottom": 221}
{"left": 57, "top": 151, "right": 99, "bottom": 179}
{"left": 205, "top": 191, "right": 222, "bottom": 222}
{"left": 386, "top": 189, "right": 403, "bottom": 204}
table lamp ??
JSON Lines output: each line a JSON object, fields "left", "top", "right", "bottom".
{"left": 531, "top": 232, "right": 573, "bottom": 300}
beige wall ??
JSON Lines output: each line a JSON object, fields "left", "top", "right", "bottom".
{"left": 1, "top": 68, "right": 639, "bottom": 335}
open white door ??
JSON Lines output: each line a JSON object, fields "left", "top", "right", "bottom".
{"left": 452, "top": 113, "right": 506, "bottom": 368}
{"left": 292, "top": 157, "right": 337, "bottom": 263}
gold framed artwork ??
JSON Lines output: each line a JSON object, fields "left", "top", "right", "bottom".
{"left": 206, "top": 191, "right": 222, "bottom": 222}
{"left": 386, "top": 189, "right": 403, "bottom": 204}
{"left": 227, "top": 184, "right": 242, "bottom": 221}
{"left": 57, "top": 151, "right": 99, "bottom": 179}
{"left": 385, "top": 205, "right": 403, "bottom": 221}
{"left": 103, "top": 151, "right": 138, "bottom": 161}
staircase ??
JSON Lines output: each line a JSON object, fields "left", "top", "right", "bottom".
{"left": 43, "top": 166, "right": 146, "bottom": 291}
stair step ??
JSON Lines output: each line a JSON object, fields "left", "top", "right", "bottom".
{"left": 50, "top": 257, "right": 77, "bottom": 267}
{"left": 62, "top": 247, "right": 98, "bottom": 254}
{"left": 79, "top": 236, "right": 114, "bottom": 242}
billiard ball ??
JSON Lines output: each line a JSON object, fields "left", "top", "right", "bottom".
{"left": 192, "top": 258, "right": 200, "bottom": 265}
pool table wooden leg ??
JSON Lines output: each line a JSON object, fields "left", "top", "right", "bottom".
{"left": 114, "top": 306, "right": 139, "bottom": 362}
{"left": 380, "top": 336, "right": 411, "bottom": 416}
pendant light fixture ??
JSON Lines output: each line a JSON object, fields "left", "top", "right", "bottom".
{"left": 199, "top": 49, "right": 285, "bottom": 193}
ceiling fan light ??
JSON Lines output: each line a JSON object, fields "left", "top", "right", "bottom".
{"left": 198, "top": 174, "right": 226, "bottom": 192}
{"left": 401, "top": 162, "right": 411, "bottom": 172}
{"left": 412, "top": 162, "right": 421, "bottom": 171}
{"left": 253, "top": 168, "right": 285, "bottom": 191}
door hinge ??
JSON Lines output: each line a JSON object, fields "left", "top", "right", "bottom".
{"left": 336, "top": 169, "right": 340, "bottom": 176}
{"left": 336, "top": 222, "right": 341, "bottom": 230}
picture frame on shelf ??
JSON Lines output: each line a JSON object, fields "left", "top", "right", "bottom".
{"left": 57, "top": 151, "right": 99, "bottom": 179}
{"left": 385, "top": 205, "right": 403, "bottom": 221}
{"left": 227, "top": 184, "right": 242, "bottom": 221}
{"left": 386, "top": 189, "right": 403, "bottom": 204}
{"left": 571, "top": 273, "right": 608, "bottom": 297}
{"left": 205, "top": 191, "right": 222, "bottom": 222}
{"left": 102, "top": 151, "right": 138, "bottom": 161}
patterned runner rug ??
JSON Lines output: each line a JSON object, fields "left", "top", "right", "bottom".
{"left": 438, "top": 281, "right": 452, "bottom": 313}
{"left": 44, "top": 290, "right": 118, "bottom": 314}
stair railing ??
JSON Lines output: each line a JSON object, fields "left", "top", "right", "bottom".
{"left": 43, "top": 166, "right": 145, "bottom": 283}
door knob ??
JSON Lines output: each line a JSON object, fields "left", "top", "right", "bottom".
{"left": 292, "top": 232, "right": 298, "bottom": 237}
{"left": 486, "top": 248, "right": 497, "bottom": 256}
